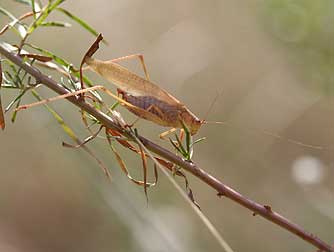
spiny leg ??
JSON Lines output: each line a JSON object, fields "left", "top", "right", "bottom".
{"left": 106, "top": 54, "right": 150, "bottom": 80}
{"left": 15, "top": 85, "right": 138, "bottom": 112}
{"left": 159, "top": 128, "right": 177, "bottom": 139}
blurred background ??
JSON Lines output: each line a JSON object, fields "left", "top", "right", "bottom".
{"left": 1, "top": 0, "right": 334, "bottom": 251}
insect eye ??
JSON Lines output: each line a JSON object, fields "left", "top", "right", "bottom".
{"left": 196, "top": 118, "right": 204, "bottom": 124}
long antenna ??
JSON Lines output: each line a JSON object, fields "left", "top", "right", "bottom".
{"left": 204, "top": 120, "right": 324, "bottom": 150}
{"left": 202, "top": 89, "right": 222, "bottom": 122}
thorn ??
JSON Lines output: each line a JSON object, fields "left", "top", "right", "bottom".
{"left": 264, "top": 205, "right": 272, "bottom": 212}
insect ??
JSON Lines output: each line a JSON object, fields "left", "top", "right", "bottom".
{"left": 82, "top": 34, "right": 204, "bottom": 136}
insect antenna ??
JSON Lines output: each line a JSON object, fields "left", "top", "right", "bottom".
{"left": 202, "top": 90, "right": 222, "bottom": 123}
{"left": 204, "top": 120, "right": 324, "bottom": 150}
{"left": 200, "top": 89, "right": 325, "bottom": 150}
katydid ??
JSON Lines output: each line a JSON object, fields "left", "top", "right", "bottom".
{"left": 83, "top": 34, "right": 203, "bottom": 136}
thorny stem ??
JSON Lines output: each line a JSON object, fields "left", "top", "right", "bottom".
{"left": 0, "top": 45, "right": 333, "bottom": 252}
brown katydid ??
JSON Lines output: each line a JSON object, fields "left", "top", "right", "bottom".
{"left": 16, "top": 33, "right": 324, "bottom": 151}
{"left": 81, "top": 34, "right": 203, "bottom": 136}
{"left": 16, "top": 34, "right": 204, "bottom": 138}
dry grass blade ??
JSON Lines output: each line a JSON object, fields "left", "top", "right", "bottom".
{"left": 80, "top": 33, "right": 103, "bottom": 89}
{"left": 138, "top": 142, "right": 149, "bottom": 201}
{"left": 108, "top": 142, "right": 155, "bottom": 187}
{"left": 19, "top": 53, "right": 52, "bottom": 62}
{"left": 62, "top": 125, "right": 103, "bottom": 148}
{"left": 0, "top": 60, "right": 5, "bottom": 130}
{"left": 106, "top": 125, "right": 161, "bottom": 192}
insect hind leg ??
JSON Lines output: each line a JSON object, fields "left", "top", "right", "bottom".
{"left": 106, "top": 54, "right": 150, "bottom": 80}
{"left": 16, "top": 85, "right": 140, "bottom": 111}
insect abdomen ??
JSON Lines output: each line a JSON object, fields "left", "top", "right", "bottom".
{"left": 120, "top": 92, "right": 182, "bottom": 127}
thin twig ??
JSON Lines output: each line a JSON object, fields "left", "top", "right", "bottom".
{"left": 0, "top": 45, "right": 332, "bottom": 252}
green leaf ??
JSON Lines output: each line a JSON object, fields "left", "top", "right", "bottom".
{"left": 27, "top": 0, "right": 65, "bottom": 34}
{"left": 0, "top": 7, "right": 27, "bottom": 38}
{"left": 0, "top": 6, "right": 17, "bottom": 20}
{"left": 40, "top": 21, "right": 71, "bottom": 27}
{"left": 30, "top": 89, "right": 111, "bottom": 179}
{"left": 5, "top": 88, "right": 28, "bottom": 112}
{"left": 169, "top": 138, "right": 181, "bottom": 153}
{"left": 24, "top": 43, "right": 94, "bottom": 86}
{"left": 3, "top": 71, "right": 17, "bottom": 88}
{"left": 169, "top": 136, "right": 186, "bottom": 157}
{"left": 109, "top": 101, "right": 120, "bottom": 111}
{"left": 56, "top": 7, "right": 108, "bottom": 44}
{"left": 31, "top": 90, "right": 77, "bottom": 138}
{"left": 31, "top": 0, "right": 37, "bottom": 13}
{"left": 13, "top": 0, "right": 32, "bottom": 6}
{"left": 31, "top": 0, "right": 41, "bottom": 18}
{"left": 11, "top": 99, "right": 21, "bottom": 123}
{"left": 179, "top": 120, "right": 192, "bottom": 159}
{"left": 175, "top": 133, "right": 188, "bottom": 157}
{"left": 25, "top": 43, "right": 72, "bottom": 68}
{"left": 191, "top": 137, "right": 206, "bottom": 147}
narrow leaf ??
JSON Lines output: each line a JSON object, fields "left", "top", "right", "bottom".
{"left": 0, "top": 7, "right": 27, "bottom": 38}
{"left": 56, "top": 8, "right": 107, "bottom": 44}
{"left": 5, "top": 88, "right": 28, "bottom": 112}
{"left": 30, "top": 90, "right": 112, "bottom": 179}
{"left": 169, "top": 137, "right": 185, "bottom": 156}
{"left": 175, "top": 133, "right": 187, "bottom": 157}
{"left": 0, "top": 11, "right": 34, "bottom": 36}
{"left": 0, "top": 7, "right": 17, "bottom": 20}
{"left": 11, "top": 99, "right": 21, "bottom": 123}
{"left": 191, "top": 137, "right": 206, "bottom": 147}
{"left": 25, "top": 43, "right": 71, "bottom": 68}
{"left": 40, "top": 21, "right": 71, "bottom": 27}
{"left": 25, "top": 43, "right": 94, "bottom": 86}
{"left": 13, "top": 0, "right": 32, "bottom": 5}
{"left": 27, "top": 0, "right": 65, "bottom": 34}
{"left": 31, "top": 0, "right": 42, "bottom": 18}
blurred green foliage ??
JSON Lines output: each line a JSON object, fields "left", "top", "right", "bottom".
{"left": 262, "top": 0, "right": 334, "bottom": 93}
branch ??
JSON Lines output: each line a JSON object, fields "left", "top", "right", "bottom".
{"left": 0, "top": 44, "right": 333, "bottom": 252}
